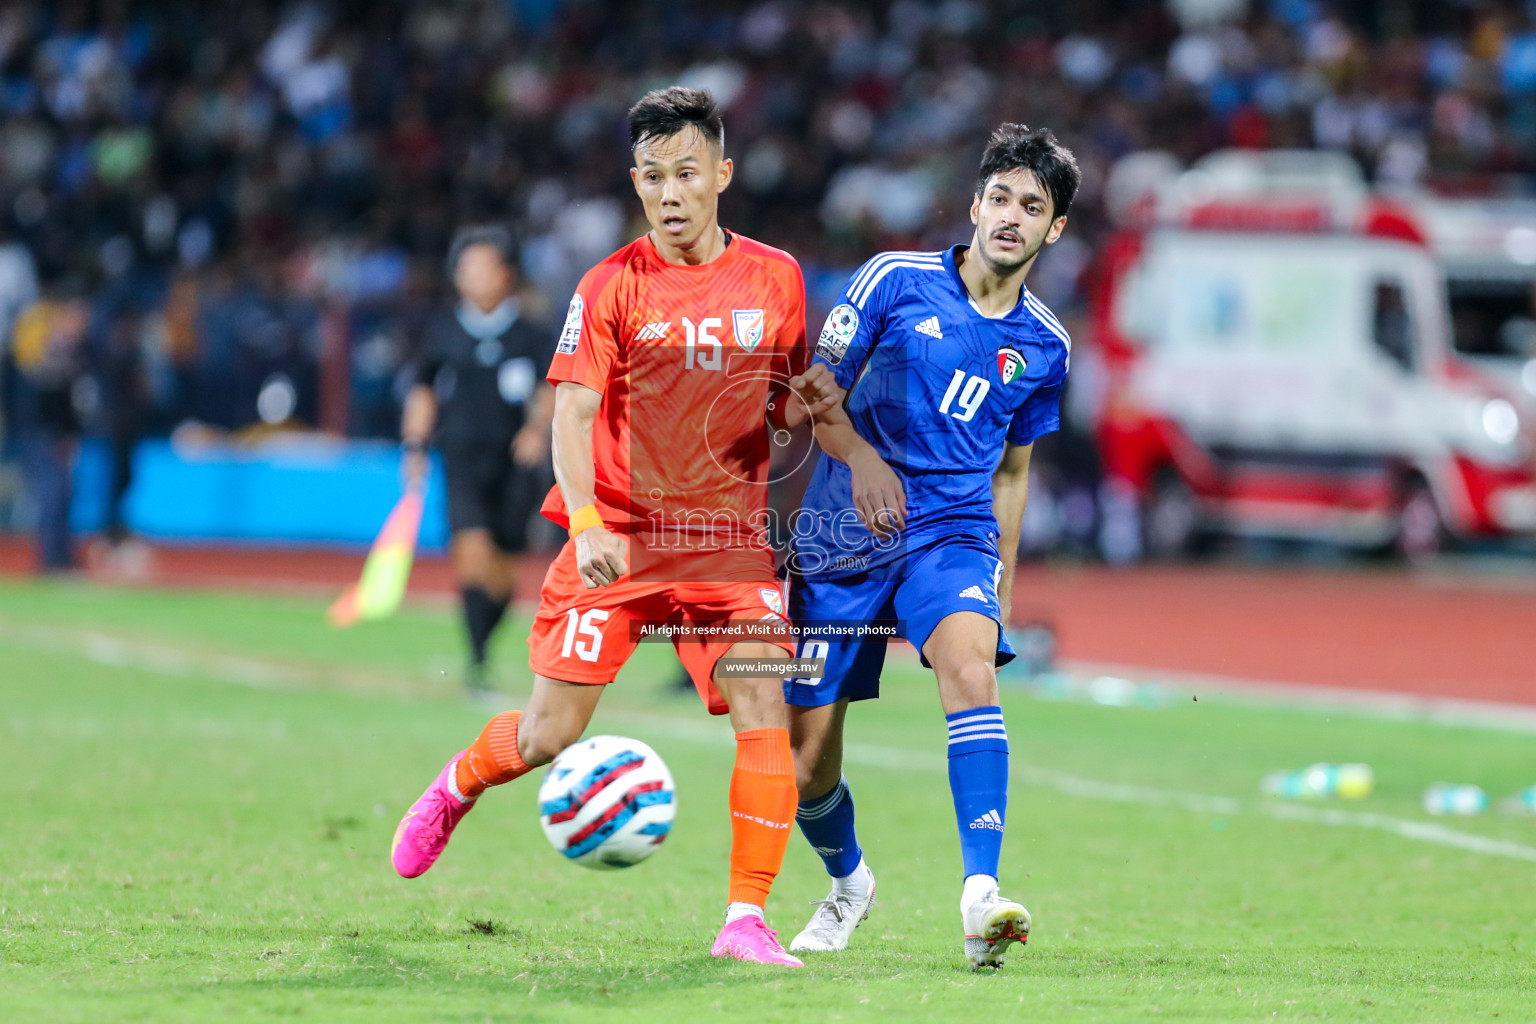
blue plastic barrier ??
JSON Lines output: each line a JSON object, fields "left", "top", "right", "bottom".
{"left": 70, "top": 438, "right": 451, "bottom": 550}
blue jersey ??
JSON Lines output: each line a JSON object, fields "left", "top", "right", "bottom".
{"left": 793, "top": 245, "right": 1069, "bottom": 578}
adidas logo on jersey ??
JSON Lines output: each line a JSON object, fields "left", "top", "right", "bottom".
{"left": 914, "top": 316, "right": 943, "bottom": 339}
{"left": 958, "top": 585, "right": 986, "bottom": 600}
{"left": 634, "top": 322, "right": 671, "bottom": 341}
{"left": 968, "top": 809, "right": 1004, "bottom": 831}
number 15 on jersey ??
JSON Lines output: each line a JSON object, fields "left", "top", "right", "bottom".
{"left": 683, "top": 317, "right": 723, "bottom": 371}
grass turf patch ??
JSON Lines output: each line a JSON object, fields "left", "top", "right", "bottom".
{"left": 2, "top": 577, "right": 1534, "bottom": 1022}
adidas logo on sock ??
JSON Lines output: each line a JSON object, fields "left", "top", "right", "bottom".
{"left": 635, "top": 322, "right": 671, "bottom": 341}
{"left": 915, "top": 316, "right": 942, "bottom": 338}
{"left": 958, "top": 585, "right": 985, "bottom": 600}
{"left": 968, "top": 809, "right": 1004, "bottom": 831}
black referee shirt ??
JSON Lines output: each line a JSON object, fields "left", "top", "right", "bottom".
{"left": 416, "top": 300, "right": 556, "bottom": 452}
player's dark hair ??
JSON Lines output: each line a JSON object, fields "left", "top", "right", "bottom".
{"left": 975, "top": 124, "right": 1080, "bottom": 218}
{"left": 447, "top": 224, "right": 518, "bottom": 275}
{"left": 627, "top": 86, "right": 724, "bottom": 152}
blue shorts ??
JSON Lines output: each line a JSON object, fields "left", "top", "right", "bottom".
{"left": 784, "top": 532, "right": 1016, "bottom": 708}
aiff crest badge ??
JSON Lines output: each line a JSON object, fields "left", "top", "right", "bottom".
{"left": 998, "top": 347, "right": 1027, "bottom": 384}
{"left": 733, "top": 309, "right": 765, "bottom": 351}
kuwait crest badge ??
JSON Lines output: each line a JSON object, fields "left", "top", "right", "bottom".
{"left": 733, "top": 309, "right": 766, "bottom": 351}
{"left": 998, "top": 347, "right": 1027, "bottom": 384}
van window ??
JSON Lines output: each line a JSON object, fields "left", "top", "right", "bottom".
{"left": 1252, "top": 266, "right": 1346, "bottom": 353}
{"left": 1372, "top": 280, "right": 1415, "bottom": 372}
{"left": 1161, "top": 254, "right": 1346, "bottom": 354}
{"left": 1170, "top": 272, "right": 1245, "bottom": 351}
{"left": 1448, "top": 280, "right": 1536, "bottom": 359}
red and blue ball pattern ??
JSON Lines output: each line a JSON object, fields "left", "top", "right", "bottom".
{"left": 537, "top": 736, "right": 677, "bottom": 869}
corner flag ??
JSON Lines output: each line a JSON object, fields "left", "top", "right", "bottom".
{"left": 328, "top": 486, "right": 425, "bottom": 627}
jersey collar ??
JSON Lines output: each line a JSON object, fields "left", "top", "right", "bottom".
{"left": 640, "top": 229, "right": 740, "bottom": 271}
{"left": 943, "top": 244, "right": 1029, "bottom": 321}
{"left": 456, "top": 298, "right": 520, "bottom": 340}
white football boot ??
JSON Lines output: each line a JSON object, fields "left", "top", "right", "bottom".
{"left": 788, "top": 860, "right": 876, "bottom": 952}
{"left": 962, "top": 881, "right": 1031, "bottom": 969}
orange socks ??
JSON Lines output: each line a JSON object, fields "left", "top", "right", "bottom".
{"left": 454, "top": 710, "right": 532, "bottom": 800}
{"left": 452, "top": 715, "right": 795, "bottom": 908}
{"left": 727, "top": 727, "right": 798, "bottom": 907}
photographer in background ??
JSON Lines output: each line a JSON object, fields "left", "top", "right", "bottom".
{"left": 401, "top": 226, "right": 555, "bottom": 693}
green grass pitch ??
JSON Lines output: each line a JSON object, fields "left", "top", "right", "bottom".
{"left": 2, "top": 577, "right": 1534, "bottom": 1022}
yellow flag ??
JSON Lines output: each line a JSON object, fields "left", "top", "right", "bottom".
{"left": 328, "top": 487, "right": 425, "bottom": 627}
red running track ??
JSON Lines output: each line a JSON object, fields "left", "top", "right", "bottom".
{"left": 2, "top": 538, "right": 1533, "bottom": 706}
{"left": 1009, "top": 564, "right": 1535, "bottom": 706}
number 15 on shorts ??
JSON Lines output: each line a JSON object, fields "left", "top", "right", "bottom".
{"left": 561, "top": 609, "right": 610, "bottom": 662}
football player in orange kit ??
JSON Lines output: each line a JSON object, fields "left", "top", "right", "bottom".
{"left": 391, "top": 87, "right": 846, "bottom": 967}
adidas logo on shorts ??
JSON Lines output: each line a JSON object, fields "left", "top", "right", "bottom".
{"left": 915, "top": 316, "right": 943, "bottom": 339}
{"left": 958, "top": 585, "right": 986, "bottom": 600}
{"left": 969, "top": 809, "right": 1004, "bottom": 831}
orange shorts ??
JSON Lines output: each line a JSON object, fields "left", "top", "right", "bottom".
{"left": 526, "top": 540, "right": 794, "bottom": 715}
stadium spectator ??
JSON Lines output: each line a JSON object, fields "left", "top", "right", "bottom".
{"left": 8, "top": 282, "right": 89, "bottom": 570}
{"left": 0, "top": 3, "right": 1523, "bottom": 318}
{"left": 0, "top": 223, "right": 39, "bottom": 344}
{"left": 94, "top": 302, "right": 147, "bottom": 548}
{"left": 3, "top": 0, "right": 1536, "bottom": 552}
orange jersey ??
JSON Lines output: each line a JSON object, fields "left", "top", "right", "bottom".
{"left": 542, "top": 232, "right": 807, "bottom": 569}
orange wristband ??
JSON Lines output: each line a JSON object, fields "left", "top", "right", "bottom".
{"left": 568, "top": 504, "right": 603, "bottom": 538}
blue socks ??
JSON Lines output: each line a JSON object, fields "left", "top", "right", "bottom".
{"left": 946, "top": 705, "right": 1009, "bottom": 879}
{"left": 798, "top": 706, "right": 1010, "bottom": 883}
{"left": 795, "top": 774, "right": 863, "bottom": 879}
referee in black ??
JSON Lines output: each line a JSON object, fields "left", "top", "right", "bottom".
{"left": 401, "top": 225, "right": 555, "bottom": 692}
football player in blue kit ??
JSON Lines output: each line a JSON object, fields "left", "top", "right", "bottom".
{"left": 782, "top": 124, "right": 1080, "bottom": 969}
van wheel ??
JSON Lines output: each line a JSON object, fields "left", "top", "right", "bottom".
{"left": 1145, "top": 469, "right": 1200, "bottom": 560}
{"left": 1396, "top": 480, "right": 1444, "bottom": 564}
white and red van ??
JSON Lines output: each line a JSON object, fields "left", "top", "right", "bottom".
{"left": 1091, "top": 149, "right": 1536, "bottom": 560}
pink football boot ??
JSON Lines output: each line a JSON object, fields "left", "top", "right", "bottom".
{"left": 711, "top": 916, "right": 804, "bottom": 967}
{"left": 391, "top": 750, "right": 476, "bottom": 878}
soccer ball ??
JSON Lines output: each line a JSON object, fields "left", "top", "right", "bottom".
{"left": 537, "top": 735, "right": 676, "bottom": 869}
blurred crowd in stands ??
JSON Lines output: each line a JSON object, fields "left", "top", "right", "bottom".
{"left": 2, "top": 0, "right": 1534, "bottom": 561}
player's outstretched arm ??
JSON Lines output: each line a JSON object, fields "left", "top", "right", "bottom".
{"left": 773, "top": 364, "right": 844, "bottom": 431}
{"left": 551, "top": 381, "right": 626, "bottom": 587}
{"left": 991, "top": 442, "right": 1034, "bottom": 625}
{"left": 809, "top": 407, "right": 906, "bottom": 539}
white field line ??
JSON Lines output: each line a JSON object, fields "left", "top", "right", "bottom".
{"left": 1260, "top": 802, "right": 1536, "bottom": 863}
{"left": 5, "top": 617, "right": 1536, "bottom": 865}
{"left": 609, "top": 711, "right": 1536, "bottom": 865}
{"left": 0, "top": 618, "right": 423, "bottom": 695}
{"left": 1060, "top": 659, "right": 1536, "bottom": 734}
